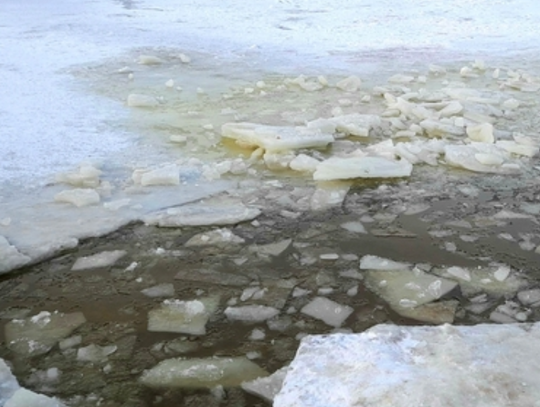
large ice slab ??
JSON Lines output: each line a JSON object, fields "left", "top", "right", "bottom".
{"left": 140, "top": 357, "right": 267, "bottom": 388}
{"left": 143, "top": 203, "right": 261, "bottom": 227}
{"left": 274, "top": 323, "right": 540, "bottom": 407}
{"left": 221, "top": 122, "right": 334, "bottom": 152}
{"left": 313, "top": 157, "right": 413, "bottom": 181}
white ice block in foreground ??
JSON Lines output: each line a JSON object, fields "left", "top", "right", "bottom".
{"left": 221, "top": 123, "right": 334, "bottom": 152}
{"left": 313, "top": 156, "right": 412, "bottom": 181}
{"left": 274, "top": 323, "right": 540, "bottom": 407}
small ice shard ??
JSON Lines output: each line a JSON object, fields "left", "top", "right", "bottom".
{"left": 313, "top": 157, "right": 412, "bottom": 181}
{"left": 330, "top": 114, "right": 381, "bottom": 137}
{"left": 103, "top": 198, "right": 131, "bottom": 211}
{"left": 5, "top": 311, "right": 86, "bottom": 357}
{"left": 310, "top": 185, "right": 350, "bottom": 211}
{"left": 387, "top": 74, "right": 414, "bottom": 84}
{"left": 502, "top": 98, "right": 520, "bottom": 109}
{"left": 289, "top": 154, "right": 320, "bottom": 172}
{"left": 140, "top": 357, "right": 268, "bottom": 388}
{"left": 77, "top": 344, "right": 117, "bottom": 363}
{"left": 496, "top": 140, "right": 539, "bottom": 157}
{"left": 221, "top": 123, "right": 334, "bottom": 152}
{"left": 444, "top": 144, "right": 516, "bottom": 174}
{"left": 178, "top": 53, "right": 191, "bottom": 63}
{"left": 165, "top": 79, "right": 175, "bottom": 88}
{"left": 141, "top": 283, "right": 175, "bottom": 298}
{"left": 438, "top": 101, "right": 463, "bottom": 117}
{"left": 466, "top": 123, "right": 495, "bottom": 143}
{"left": 127, "top": 94, "right": 159, "bottom": 107}
{"left": 0, "top": 236, "right": 31, "bottom": 274}
{"left": 446, "top": 266, "right": 471, "bottom": 282}
{"left": 264, "top": 152, "right": 296, "bottom": 170}
{"left": 4, "top": 388, "right": 65, "bottom": 407}
{"left": 132, "top": 164, "right": 180, "bottom": 186}
{"left": 249, "top": 328, "right": 266, "bottom": 341}
{"left": 474, "top": 153, "right": 504, "bottom": 166}
{"left": 54, "top": 188, "right": 100, "bottom": 207}
{"left": 224, "top": 305, "right": 280, "bottom": 323}
{"left": 71, "top": 250, "right": 126, "bottom": 271}
{"left": 285, "top": 75, "right": 324, "bottom": 92}
{"left": 55, "top": 163, "right": 102, "bottom": 188}
{"left": 185, "top": 228, "right": 245, "bottom": 247}
{"left": 336, "top": 75, "right": 362, "bottom": 92}
{"left": 138, "top": 55, "right": 163, "bottom": 65}
{"left": 419, "top": 119, "right": 464, "bottom": 137}
{"left": 518, "top": 289, "right": 540, "bottom": 306}
{"left": 364, "top": 269, "right": 458, "bottom": 310}
{"left": 242, "top": 366, "right": 289, "bottom": 402}
{"left": 148, "top": 299, "right": 218, "bottom": 335}
{"left": 493, "top": 265, "right": 511, "bottom": 282}
{"left": 340, "top": 221, "right": 367, "bottom": 234}
{"left": 429, "top": 64, "right": 447, "bottom": 75}
{"left": 396, "top": 300, "right": 458, "bottom": 324}
{"left": 300, "top": 297, "right": 353, "bottom": 327}
{"left": 144, "top": 204, "right": 261, "bottom": 227}
{"left": 170, "top": 134, "right": 187, "bottom": 143}
{"left": 359, "top": 255, "right": 410, "bottom": 271}
{"left": 59, "top": 335, "right": 82, "bottom": 350}
{"left": 251, "top": 239, "right": 291, "bottom": 257}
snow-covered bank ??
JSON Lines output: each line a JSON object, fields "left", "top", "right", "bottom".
{"left": 274, "top": 323, "right": 540, "bottom": 407}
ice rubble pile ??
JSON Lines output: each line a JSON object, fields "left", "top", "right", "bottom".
{"left": 274, "top": 323, "right": 540, "bottom": 407}
{"left": 219, "top": 63, "right": 540, "bottom": 180}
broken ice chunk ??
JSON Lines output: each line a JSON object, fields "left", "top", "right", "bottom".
{"left": 127, "top": 94, "right": 159, "bottom": 107}
{"left": 496, "top": 140, "right": 539, "bottom": 157}
{"left": 221, "top": 123, "right": 334, "bottom": 152}
{"left": 310, "top": 185, "right": 350, "bottom": 211}
{"left": 300, "top": 297, "right": 353, "bottom": 327}
{"left": 340, "top": 221, "right": 367, "bottom": 234}
{"left": 0, "top": 236, "right": 31, "bottom": 274}
{"left": 466, "top": 123, "right": 495, "bottom": 143}
{"left": 364, "top": 269, "right": 458, "bottom": 311}
{"left": 242, "top": 366, "right": 289, "bottom": 403}
{"left": 144, "top": 204, "right": 261, "bottom": 227}
{"left": 313, "top": 157, "right": 412, "bottom": 181}
{"left": 224, "top": 306, "right": 279, "bottom": 323}
{"left": 336, "top": 75, "right": 362, "bottom": 92}
{"left": 289, "top": 154, "right": 320, "bottom": 173}
{"left": 444, "top": 144, "right": 517, "bottom": 174}
{"left": 185, "top": 228, "right": 245, "bottom": 247}
{"left": 140, "top": 357, "right": 267, "bottom": 388}
{"left": 138, "top": 55, "right": 163, "bottom": 65}
{"left": 77, "top": 344, "right": 117, "bottom": 363}
{"left": 132, "top": 164, "right": 180, "bottom": 186}
{"left": 387, "top": 74, "right": 414, "bottom": 84}
{"left": 5, "top": 311, "right": 86, "bottom": 357}
{"left": 71, "top": 250, "right": 126, "bottom": 271}
{"left": 54, "top": 188, "right": 100, "bottom": 207}
{"left": 148, "top": 298, "right": 218, "bottom": 335}
{"left": 141, "top": 283, "right": 175, "bottom": 298}
{"left": 55, "top": 163, "right": 102, "bottom": 188}
{"left": 360, "top": 255, "right": 410, "bottom": 271}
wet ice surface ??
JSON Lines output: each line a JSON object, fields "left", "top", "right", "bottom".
{"left": 2, "top": 0, "right": 540, "bottom": 406}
